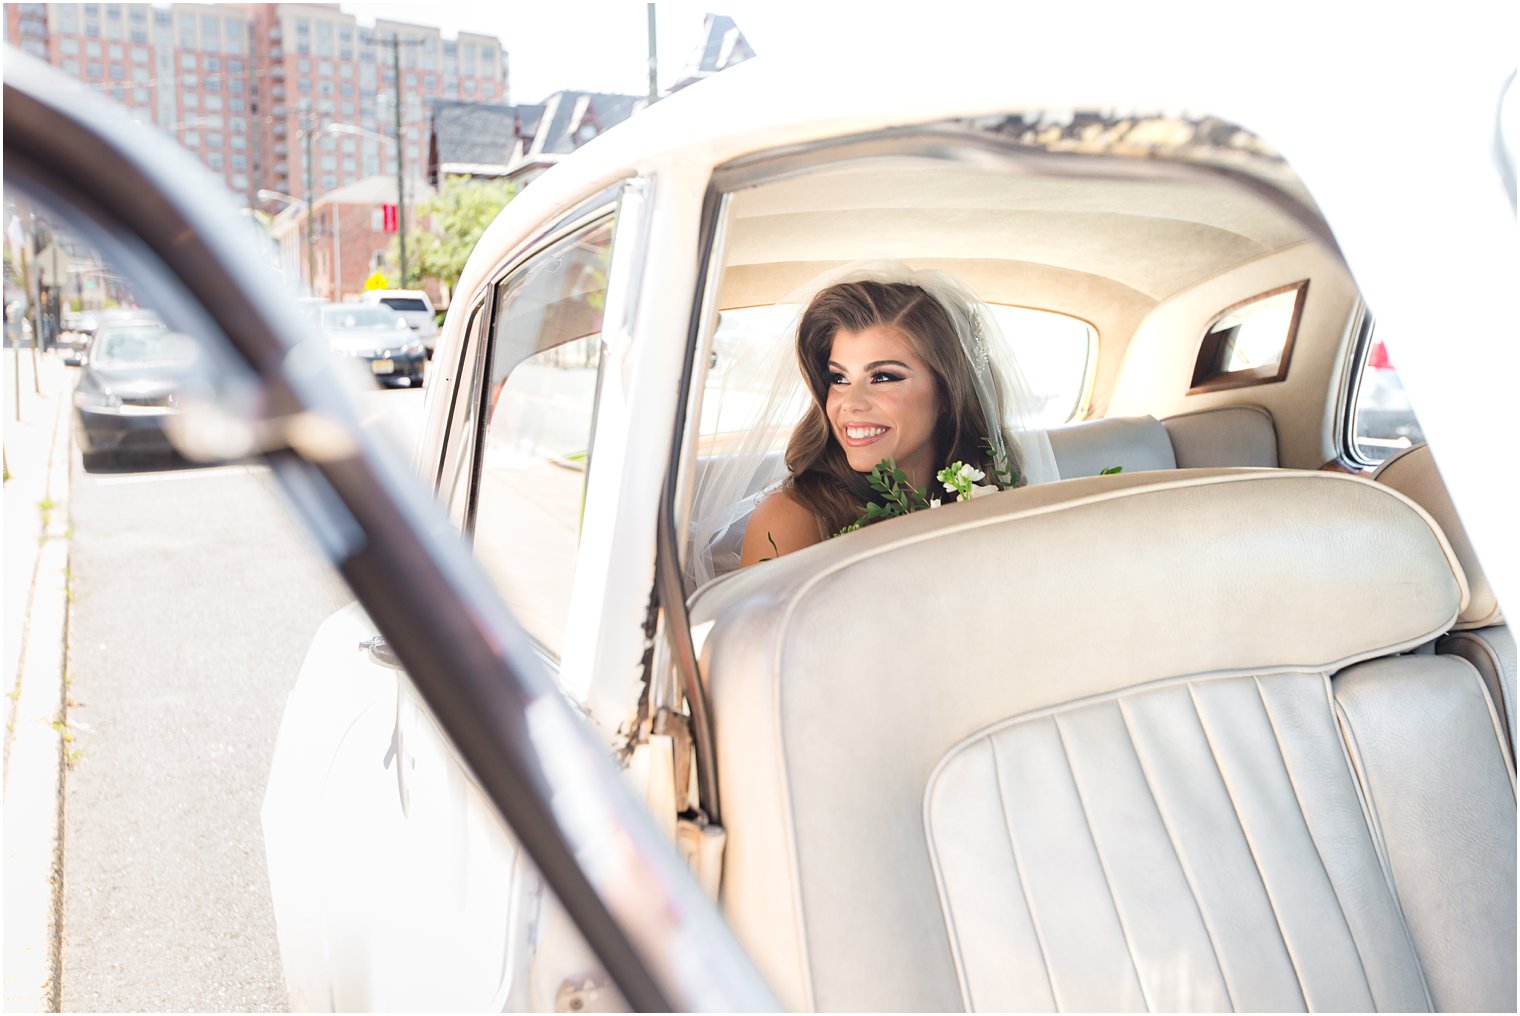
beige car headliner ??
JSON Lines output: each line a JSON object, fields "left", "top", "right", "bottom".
{"left": 720, "top": 156, "right": 1313, "bottom": 321}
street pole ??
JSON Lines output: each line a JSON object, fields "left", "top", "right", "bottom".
{"left": 391, "top": 35, "right": 407, "bottom": 289}
{"left": 303, "top": 112, "right": 316, "bottom": 296}
{"left": 647, "top": 4, "right": 659, "bottom": 104}
{"left": 331, "top": 203, "right": 342, "bottom": 300}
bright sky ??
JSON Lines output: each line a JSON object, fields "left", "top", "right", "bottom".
{"left": 339, "top": 1, "right": 799, "bottom": 106}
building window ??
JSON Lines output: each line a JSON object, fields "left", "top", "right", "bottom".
{"left": 23, "top": 40, "right": 49, "bottom": 59}
{"left": 109, "top": 65, "right": 126, "bottom": 81}
{"left": 87, "top": 61, "right": 103, "bottom": 78}
{"left": 232, "top": 155, "right": 247, "bottom": 170}
{"left": 295, "top": 18, "right": 310, "bottom": 35}
{"left": 231, "top": 173, "right": 249, "bottom": 189}
{"left": 132, "top": 46, "right": 148, "bottom": 63}
{"left": 132, "top": 66, "right": 149, "bottom": 81}
{"left": 207, "top": 152, "right": 224, "bottom": 169}
{"left": 183, "top": 130, "right": 200, "bottom": 146}
{"left": 205, "top": 56, "right": 220, "bottom": 72}
{"left": 86, "top": 41, "right": 103, "bottom": 56}
{"left": 181, "top": 74, "right": 198, "bottom": 90}
{"left": 60, "top": 39, "right": 81, "bottom": 56}
{"left": 108, "top": 43, "right": 124, "bottom": 59}
{"left": 133, "top": 86, "right": 150, "bottom": 103}
{"left": 62, "top": 59, "right": 82, "bottom": 75}
{"left": 228, "top": 58, "right": 243, "bottom": 74}
{"left": 206, "top": 94, "right": 223, "bottom": 111}
{"left": 231, "top": 135, "right": 246, "bottom": 149}
{"left": 321, "top": 174, "right": 337, "bottom": 190}
{"left": 229, "top": 79, "right": 244, "bottom": 94}
{"left": 207, "top": 132, "right": 224, "bottom": 147}
{"left": 129, "top": 29, "right": 147, "bottom": 43}
{"left": 228, "top": 98, "right": 244, "bottom": 112}
{"left": 180, "top": 53, "right": 196, "bottom": 69}
{"left": 183, "top": 92, "right": 199, "bottom": 108}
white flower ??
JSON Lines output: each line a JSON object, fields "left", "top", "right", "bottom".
{"left": 942, "top": 480, "right": 959, "bottom": 493}
{"left": 958, "top": 463, "right": 985, "bottom": 484}
{"left": 928, "top": 498, "right": 942, "bottom": 509}
{"left": 968, "top": 483, "right": 998, "bottom": 498}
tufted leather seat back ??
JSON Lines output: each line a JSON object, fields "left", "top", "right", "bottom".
{"left": 692, "top": 469, "right": 1516, "bottom": 1011}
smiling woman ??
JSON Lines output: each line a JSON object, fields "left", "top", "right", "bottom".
{"left": 737, "top": 270, "right": 1056, "bottom": 565}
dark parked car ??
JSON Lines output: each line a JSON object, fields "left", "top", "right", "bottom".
{"left": 315, "top": 303, "right": 426, "bottom": 388}
{"left": 73, "top": 317, "right": 197, "bottom": 467}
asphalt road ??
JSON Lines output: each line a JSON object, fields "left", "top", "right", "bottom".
{"left": 58, "top": 384, "right": 427, "bottom": 1012}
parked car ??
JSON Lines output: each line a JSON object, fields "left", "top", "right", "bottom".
{"left": 359, "top": 288, "right": 439, "bottom": 355}
{"left": 58, "top": 309, "right": 94, "bottom": 365}
{"left": 6, "top": 14, "right": 1514, "bottom": 1014}
{"left": 72, "top": 314, "right": 198, "bottom": 468}
{"left": 312, "top": 302, "right": 427, "bottom": 388}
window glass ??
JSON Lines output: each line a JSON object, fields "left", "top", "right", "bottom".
{"left": 1189, "top": 282, "right": 1305, "bottom": 391}
{"left": 471, "top": 217, "right": 613, "bottom": 659}
{"left": 698, "top": 300, "right": 1093, "bottom": 451}
{"left": 1351, "top": 322, "right": 1425, "bottom": 464}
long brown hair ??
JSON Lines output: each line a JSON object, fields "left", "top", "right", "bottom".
{"left": 783, "top": 280, "right": 1015, "bottom": 534}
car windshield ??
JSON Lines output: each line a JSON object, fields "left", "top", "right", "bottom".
{"left": 90, "top": 325, "right": 192, "bottom": 366}
{"left": 378, "top": 297, "right": 429, "bottom": 313}
{"left": 322, "top": 305, "right": 406, "bottom": 330}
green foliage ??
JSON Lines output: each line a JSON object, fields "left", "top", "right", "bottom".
{"left": 391, "top": 175, "right": 517, "bottom": 289}
{"left": 836, "top": 459, "right": 931, "bottom": 536}
{"left": 1100, "top": 465, "right": 1124, "bottom": 475}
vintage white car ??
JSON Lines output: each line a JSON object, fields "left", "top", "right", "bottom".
{"left": 8, "top": 9, "right": 1514, "bottom": 1012}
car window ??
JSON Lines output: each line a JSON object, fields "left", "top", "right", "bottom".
{"left": 470, "top": 216, "right": 614, "bottom": 659}
{"left": 695, "top": 301, "right": 1093, "bottom": 453}
{"left": 441, "top": 303, "right": 487, "bottom": 527}
{"left": 321, "top": 305, "right": 405, "bottom": 329}
{"left": 379, "top": 297, "right": 430, "bottom": 313}
{"left": 984, "top": 304, "right": 1095, "bottom": 425}
{"left": 1350, "top": 321, "right": 1425, "bottom": 464}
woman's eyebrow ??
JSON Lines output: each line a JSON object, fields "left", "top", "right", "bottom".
{"left": 827, "top": 359, "right": 914, "bottom": 372}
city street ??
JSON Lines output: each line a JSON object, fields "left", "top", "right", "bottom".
{"left": 56, "top": 381, "right": 426, "bottom": 1011}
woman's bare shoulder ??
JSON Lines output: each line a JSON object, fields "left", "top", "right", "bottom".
{"left": 739, "top": 488, "right": 824, "bottom": 567}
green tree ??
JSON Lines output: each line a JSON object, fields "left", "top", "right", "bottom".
{"left": 390, "top": 175, "right": 516, "bottom": 291}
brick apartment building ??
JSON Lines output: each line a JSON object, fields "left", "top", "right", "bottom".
{"left": 5, "top": 3, "right": 506, "bottom": 207}
{"left": 5, "top": 3, "right": 506, "bottom": 299}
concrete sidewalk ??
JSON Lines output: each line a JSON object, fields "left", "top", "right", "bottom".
{"left": 4, "top": 345, "right": 74, "bottom": 1013}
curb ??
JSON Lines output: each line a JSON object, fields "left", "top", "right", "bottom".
{"left": 3, "top": 359, "right": 72, "bottom": 1013}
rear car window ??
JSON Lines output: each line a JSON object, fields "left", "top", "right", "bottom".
{"left": 702, "top": 302, "right": 1093, "bottom": 443}
{"left": 379, "top": 297, "right": 430, "bottom": 313}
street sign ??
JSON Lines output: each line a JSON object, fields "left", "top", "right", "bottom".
{"left": 382, "top": 204, "right": 397, "bottom": 233}
{"left": 364, "top": 271, "right": 390, "bottom": 291}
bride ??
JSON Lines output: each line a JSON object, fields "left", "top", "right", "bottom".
{"left": 691, "top": 261, "right": 1059, "bottom": 580}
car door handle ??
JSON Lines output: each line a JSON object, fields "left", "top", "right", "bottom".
{"left": 360, "top": 634, "right": 403, "bottom": 670}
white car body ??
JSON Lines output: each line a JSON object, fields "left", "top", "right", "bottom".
{"left": 263, "top": 6, "right": 1516, "bottom": 1010}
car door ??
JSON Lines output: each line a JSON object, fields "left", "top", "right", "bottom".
{"left": 264, "top": 209, "right": 626, "bottom": 1011}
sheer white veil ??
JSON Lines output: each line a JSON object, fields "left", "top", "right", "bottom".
{"left": 686, "top": 259, "right": 1059, "bottom": 587}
